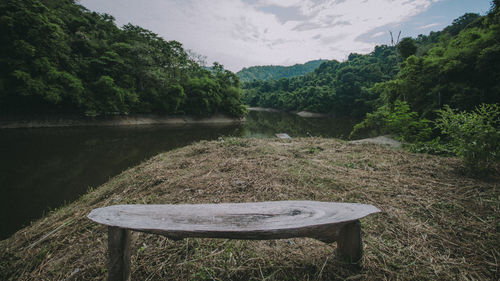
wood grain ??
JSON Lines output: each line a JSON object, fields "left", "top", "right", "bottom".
{"left": 88, "top": 201, "right": 380, "bottom": 242}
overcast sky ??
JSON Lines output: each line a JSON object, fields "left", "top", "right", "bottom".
{"left": 78, "top": 0, "right": 492, "bottom": 72}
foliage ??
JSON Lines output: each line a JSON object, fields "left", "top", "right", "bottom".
{"left": 240, "top": 10, "right": 494, "bottom": 118}
{"left": 242, "top": 45, "right": 399, "bottom": 117}
{"left": 0, "top": 0, "right": 245, "bottom": 117}
{"left": 375, "top": 9, "right": 500, "bottom": 117}
{"left": 349, "top": 3, "right": 500, "bottom": 178}
{"left": 407, "top": 137, "right": 455, "bottom": 156}
{"left": 435, "top": 104, "right": 500, "bottom": 174}
{"left": 237, "top": 60, "right": 327, "bottom": 82}
{"left": 397, "top": 37, "right": 417, "bottom": 59}
{"left": 350, "top": 100, "right": 432, "bottom": 142}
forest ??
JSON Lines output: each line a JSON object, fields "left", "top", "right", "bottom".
{"left": 242, "top": 9, "right": 499, "bottom": 118}
{"left": 242, "top": 3, "right": 499, "bottom": 173}
{"left": 242, "top": 46, "right": 400, "bottom": 116}
{"left": 1, "top": 0, "right": 498, "bottom": 172}
{"left": 237, "top": 59, "right": 327, "bottom": 82}
{"left": 0, "top": 0, "right": 246, "bottom": 117}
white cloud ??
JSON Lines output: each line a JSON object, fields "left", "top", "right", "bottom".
{"left": 255, "top": 0, "right": 309, "bottom": 9}
{"left": 371, "top": 31, "right": 386, "bottom": 38}
{"left": 418, "top": 23, "right": 442, "bottom": 29}
{"left": 79, "top": 0, "right": 440, "bottom": 71}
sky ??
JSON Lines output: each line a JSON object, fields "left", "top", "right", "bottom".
{"left": 78, "top": 0, "right": 492, "bottom": 72}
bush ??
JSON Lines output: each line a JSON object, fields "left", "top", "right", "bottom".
{"left": 408, "top": 137, "right": 454, "bottom": 156}
{"left": 350, "top": 100, "right": 432, "bottom": 142}
{"left": 435, "top": 104, "right": 500, "bottom": 174}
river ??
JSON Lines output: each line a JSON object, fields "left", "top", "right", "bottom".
{"left": 0, "top": 111, "right": 359, "bottom": 239}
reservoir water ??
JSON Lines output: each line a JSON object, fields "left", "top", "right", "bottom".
{"left": 0, "top": 111, "right": 359, "bottom": 239}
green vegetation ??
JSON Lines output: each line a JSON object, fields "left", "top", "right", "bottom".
{"left": 241, "top": 2, "right": 500, "bottom": 173}
{"left": 358, "top": 2, "right": 500, "bottom": 173}
{"left": 435, "top": 104, "right": 500, "bottom": 174}
{"left": 242, "top": 46, "right": 399, "bottom": 116}
{"left": 0, "top": 0, "right": 245, "bottom": 117}
{"left": 375, "top": 13, "right": 499, "bottom": 117}
{"left": 237, "top": 59, "right": 327, "bottom": 82}
{"left": 350, "top": 100, "right": 432, "bottom": 143}
{"left": 242, "top": 6, "right": 499, "bottom": 118}
{"left": 397, "top": 37, "right": 417, "bottom": 59}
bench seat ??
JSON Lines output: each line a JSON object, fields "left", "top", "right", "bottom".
{"left": 88, "top": 200, "right": 380, "bottom": 281}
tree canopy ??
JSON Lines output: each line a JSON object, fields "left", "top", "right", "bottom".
{"left": 242, "top": 45, "right": 399, "bottom": 117}
{"left": 237, "top": 60, "right": 328, "bottom": 83}
{"left": 241, "top": 5, "right": 499, "bottom": 120}
{"left": 0, "top": 0, "right": 245, "bottom": 117}
{"left": 377, "top": 8, "right": 500, "bottom": 118}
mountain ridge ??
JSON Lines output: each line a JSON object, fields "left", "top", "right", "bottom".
{"left": 237, "top": 59, "right": 328, "bottom": 82}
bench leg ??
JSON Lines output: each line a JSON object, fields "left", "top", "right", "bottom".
{"left": 337, "top": 220, "right": 362, "bottom": 265}
{"left": 108, "top": 226, "right": 131, "bottom": 281}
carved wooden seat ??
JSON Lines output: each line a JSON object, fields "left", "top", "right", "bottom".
{"left": 88, "top": 201, "right": 380, "bottom": 281}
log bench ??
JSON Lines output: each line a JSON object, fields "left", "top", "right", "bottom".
{"left": 88, "top": 200, "right": 380, "bottom": 281}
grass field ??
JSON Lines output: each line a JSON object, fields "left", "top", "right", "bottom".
{"left": 1, "top": 137, "right": 498, "bottom": 280}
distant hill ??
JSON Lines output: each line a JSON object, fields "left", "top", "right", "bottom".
{"left": 237, "top": 60, "right": 328, "bottom": 82}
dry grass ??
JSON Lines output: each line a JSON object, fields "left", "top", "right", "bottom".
{"left": 0, "top": 137, "right": 498, "bottom": 280}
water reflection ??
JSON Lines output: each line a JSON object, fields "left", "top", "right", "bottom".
{"left": 0, "top": 124, "right": 241, "bottom": 239}
{"left": 243, "top": 110, "right": 358, "bottom": 138}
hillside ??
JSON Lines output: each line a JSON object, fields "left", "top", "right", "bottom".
{"left": 1, "top": 138, "right": 498, "bottom": 280}
{"left": 0, "top": 0, "right": 245, "bottom": 117}
{"left": 242, "top": 46, "right": 399, "bottom": 116}
{"left": 237, "top": 59, "right": 327, "bottom": 82}
{"left": 242, "top": 7, "right": 500, "bottom": 119}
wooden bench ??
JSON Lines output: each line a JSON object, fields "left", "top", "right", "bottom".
{"left": 88, "top": 200, "right": 380, "bottom": 281}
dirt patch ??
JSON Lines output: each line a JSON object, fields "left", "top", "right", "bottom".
{"left": 349, "top": 135, "right": 402, "bottom": 148}
{"left": 0, "top": 138, "right": 498, "bottom": 280}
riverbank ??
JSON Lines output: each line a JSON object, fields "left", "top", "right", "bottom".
{"left": 1, "top": 138, "right": 498, "bottom": 280}
{"left": 248, "top": 107, "right": 332, "bottom": 118}
{"left": 247, "top": 107, "right": 283, "bottom": 112}
{"left": 0, "top": 114, "right": 244, "bottom": 129}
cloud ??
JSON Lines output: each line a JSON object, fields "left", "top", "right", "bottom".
{"left": 79, "top": 0, "right": 440, "bottom": 71}
{"left": 418, "top": 23, "right": 442, "bottom": 29}
{"left": 371, "top": 31, "right": 386, "bottom": 38}
{"left": 293, "top": 22, "right": 322, "bottom": 31}
{"left": 258, "top": 5, "right": 311, "bottom": 23}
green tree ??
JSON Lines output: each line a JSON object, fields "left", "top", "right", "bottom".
{"left": 241, "top": 45, "right": 399, "bottom": 117}
{"left": 397, "top": 37, "right": 417, "bottom": 59}
{"left": 0, "top": 0, "right": 245, "bottom": 117}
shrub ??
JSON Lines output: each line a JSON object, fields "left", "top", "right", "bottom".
{"left": 350, "top": 100, "right": 432, "bottom": 142}
{"left": 435, "top": 104, "right": 500, "bottom": 174}
{"left": 408, "top": 137, "right": 454, "bottom": 156}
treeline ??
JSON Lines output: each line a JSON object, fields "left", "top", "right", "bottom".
{"left": 237, "top": 60, "right": 327, "bottom": 83}
{"left": 242, "top": 2, "right": 499, "bottom": 173}
{"left": 375, "top": 12, "right": 498, "bottom": 118}
{"left": 242, "top": 46, "right": 399, "bottom": 117}
{"left": 353, "top": 3, "right": 500, "bottom": 174}
{"left": 242, "top": 5, "right": 499, "bottom": 119}
{"left": 0, "top": 0, "right": 245, "bottom": 117}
